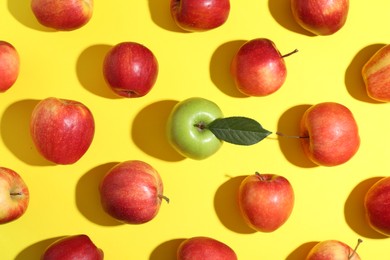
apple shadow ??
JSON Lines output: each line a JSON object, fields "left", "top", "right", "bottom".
{"left": 149, "top": 238, "right": 185, "bottom": 260}
{"left": 7, "top": 0, "right": 55, "bottom": 31}
{"left": 210, "top": 40, "right": 249, "bottom": 98}
{"left": 214, "top": 175, "right": 256, "bottom": 234}
{"left": 75, "top": 162, "right": 123, "bottom": 226}
{"left": 285, "top": 241, "right": 318, "bottom": 260}
{"left": 76, "top": 44, "right": 120, "bottom": 99}
{"left": 344, "top": 177, "right": 388, "bottom": 239}
{"left": 277, "top": 104, "right": 317, "bottom": 168}
{"left": 345, "top": 44, "right": 386, "bottom": 103}
{"left": 131, "top": 100, "right": 185, "bottom": 162}
{"left": 0, "top": 99, "right": 54, "bottom": 166}
{"left": 148, "top": 0, "right": 186, "bottom": 32}
{"left": 268, "top": 0, "right": 314, "bottom": 36}
{"left": 15, "top": 236, "right": 65, "bottom": 260}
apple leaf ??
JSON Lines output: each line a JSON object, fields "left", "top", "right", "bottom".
{"left": 207, "top": 117, "right": 272, "bottom": 145}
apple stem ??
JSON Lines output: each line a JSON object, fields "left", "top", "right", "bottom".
{"left": 10, "top": 192, "right": 22, "bottom": 196}
{"left": 158, "top": 194, "right": 170, "bottom": 204}
{"left": 281, "top": 49, "right": 299, "bottom": 58}
{"left": 348, "top": 238, "right": 363, "bottom": 259}
{"left": 275, "top": 132, "right": 308, "bottom": 139}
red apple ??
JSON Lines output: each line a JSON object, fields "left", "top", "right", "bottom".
{"left": 238, "top": 172, "right": 294, "bottom": 232}
{"left": 300, "top": 102, "right": 360, "bottom": 166}
{"left": 99, "top": 160, "right": 168, "bottom": 224}
{"left": 0, "top": 167, "right": 29, "bottom": 224}
{"left": 230, "top": 38, "right": 297, "bottom": 96}
{"left": 306, "top": 239, "right": 362, "bottom": 260}
{"left": 291, "top": 0, "right": 349, "bottom": 36}
{"left": 0, "top": 41, "right": 20, "bottom": 92}
{"left": 30, "top": 97, "right": 95, "bottom": 165}
{"left": 177, "top": 236, "right": 237, "bottom": 260}
{"left": 170, "top": 0, "right": 230, "bottom": 32}
{"left": 31, "top": 0, "right": 93, "bottom": 30}
{"left": 103, "top": 42, "right": 158, "bottom": 98}
{"left": 364, "top": 176, "right": 390, "bottom": 236}
{"left": 362, "top": 44, "right": 390, "bottom": 102}
{"left": 42, "top": 234, "right": 104, "bottom": 260}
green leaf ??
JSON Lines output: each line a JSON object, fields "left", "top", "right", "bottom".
{"left": 207, "top": 117, "right": 272, "bottom": 145}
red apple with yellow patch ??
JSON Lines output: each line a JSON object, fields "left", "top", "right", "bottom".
{"left": 0, "top": 41, "right": 19, "bottom": 92}
{"left": 30, "top": 97, "right": 95, "bottom": 165}
{"left": 170, "top": 0, "right": 230, "bottom": 32}
{"left": 230, "top": 38, "right": 297, "bottom": 96}
{"left": 42, "top": 234, "right": 104, "bottom": 260}
{"left": 291, "top": 0, "right": 349, "bottom": 35}
{"left": 362, "top": 44, "right": 390, "bottom": 102}
{"left": 300, "top": 102, "right": 360, "bottom": 166}
{"left": 0, "top": 167, "right": 29, "bottom": 224}
{"left": 306, "top": 239, "right": 362, "bottom": 260}
{"left": 103, "top": 42, "right": 158, "bottom": 98}
{"left": 31, "top": 0, "right": 93, "bottom": 30}
{"left": 177, "top": 236, "right": 237, "bottom": 260}
{"left": 364, "top": 176, "right": 390, "bottom": 236}
{"left": 238, "top": 172, "right": 294, "bottom": 232}
{"left": 99, "top": 160, "right": 168, "bottom": 224}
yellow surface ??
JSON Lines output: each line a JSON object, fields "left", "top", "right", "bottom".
{"left": 2, "top": 1, "right": 390, "bottom": 259}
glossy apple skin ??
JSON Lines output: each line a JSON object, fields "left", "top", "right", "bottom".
{"left": 166, "top": 97, "right": 223, "bottom": 160}
{"left": 362, "top": 44, "right": 390, "bottom": 102}
{"left": 177, "top": 237, "right": 237, "bottom": 260}
{"left": 238, "top": 173, "right": 294, "bottom": 232}
{"left": 291, "top": 0, "right": 349, "bottom": 35}
{"left": 231, "top": 38, "right": 287, "bottom": 96}
{"left": 0, "top": 41, "right": 19, "bottom": 92}
{"left": 99, "top": 160, "right": 166, "bottom": 224}
{"left": 103, "top": 42, "right": 158, "bottom": 98}
{"left": 364, "top": 176, "right": 390, "bottom": 236}
{"left": 0, "top": 167, "right": 29, "bottom": 224}
{"left": 300, "top": 102, "right": 360, "bottom": 166}
{"left": 306, "top": 240, "right": 360, "bottom": 260}
{"left": 42, "top": 234, "right": 104, "bottom": 260}
{"left": 30, "top": 97, "right": 95, "bottom": 165}
{"left": 170, "top": 0, "right": 230, "bottom": 32}
{"left": 31, "top": 0, "right": 93, "bottom": 30}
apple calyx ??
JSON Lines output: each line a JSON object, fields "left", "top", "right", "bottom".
{"left": 281, "top": 49, "right": 299, "bottom": 58}
{"left": 116, "top": 89, "right": 140, "bottom": 98}
{"left": 348, "top": 238, "right": 363, "bottom": 260}
{"left": 193, "top": 121, "right": 208, "bottom": 131}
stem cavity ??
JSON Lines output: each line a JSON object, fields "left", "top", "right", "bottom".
{"left": 194, "top": 122, "right": 207, "bottom": 131}
{"left": 255, "top": 172, "right": 266, "bottom": 181}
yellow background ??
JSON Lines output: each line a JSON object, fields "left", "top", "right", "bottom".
{"left": 2, "top": 0, "right": 390, "bottom": 259}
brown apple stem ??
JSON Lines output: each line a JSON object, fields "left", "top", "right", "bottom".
{"left": 275, "top": 132, "right": 309, "bottom": 139}
{"left": 10, "top": 192, "right": 22, "bottom": 196}
{"left": 281, "top": 49, "right": 299, "bottom": 58}
{"left": 348, "top": 238, "right": 363, "bottom": 259}
{"left": 158, "top": 194, "right": 170, "bottom": 204}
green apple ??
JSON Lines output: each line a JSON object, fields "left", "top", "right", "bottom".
{"left": 166, "top": 97, "right": 224, "bottom": 160}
